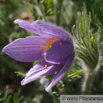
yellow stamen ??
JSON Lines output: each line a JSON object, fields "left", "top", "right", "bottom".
{"left": 43, "top": 65, "right": 47, "bottom": 69}
{"left": 40, "top": 36, "right": 60, "bottom": 50}
{"left": 60, "top": 42, "right": 62, "bottom": 45}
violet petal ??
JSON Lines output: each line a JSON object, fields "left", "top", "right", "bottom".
{"left": 14, "top": 19, "right": 72, "bottom": 42}
{"left": 21, "top": 60, "right": 63, "bottom": 85}
{"left": 34, "top": 20, "right": 73, "bottom": 42}
{"left": 44, "top": 40, "right": 74, "bottom": 64}
{"left": 26, "top": 60, "right": 54, "bottom": 77}
{"left": 14, "top": 19, "right": 54, "bottom": 38}
{"left": 45, "top": 52, "right": 75, "bottom": 92}
{"left": 3, "top": 36, "right": 47, "bottom": 62}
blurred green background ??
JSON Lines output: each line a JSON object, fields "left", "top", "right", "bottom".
{"left": 0, "top": 0, "right": 103, "bottom": 103}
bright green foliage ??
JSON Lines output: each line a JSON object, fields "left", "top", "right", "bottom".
{"left": 33, "top": 60, "right": 39, "bottom": 65}
{"left": 72, "top": 4, "right": 102, "bottom": 94}
{"left": 67, "top": 68, "right": 84, "bottom": 80}
{"left": 73, "top": 5, "right": 99, "bottom": 69}
{"left": 15, "top": 72, "right": 26, "bottom": 77}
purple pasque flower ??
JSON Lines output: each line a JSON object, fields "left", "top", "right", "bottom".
{"left": 3, "top": 19, "right": 75, "bottom": 92}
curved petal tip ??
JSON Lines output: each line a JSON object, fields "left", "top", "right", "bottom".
{"left": 45, "top": 86, "right": 51, "bottom": 92}
{"left": 14, "top": 19, "right": 23, "bottom": 24}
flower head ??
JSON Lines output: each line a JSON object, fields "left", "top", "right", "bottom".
{"left": 3, "top": 19, "right": 75, "bottom": 92}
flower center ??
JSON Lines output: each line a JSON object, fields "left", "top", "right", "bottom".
{"left": 40, "top": 36, "right": 60, "bottom": 50}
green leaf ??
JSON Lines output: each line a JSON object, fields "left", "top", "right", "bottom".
{"left": 67, "top": 68, "right": 84, "bottom": 80}
{"left": 15, "top": 72, "right": 26, "bottom": 76}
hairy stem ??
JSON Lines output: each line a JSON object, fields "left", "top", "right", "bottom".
{"left": 82, "top": 69, "right": 97, "bottom": 94}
